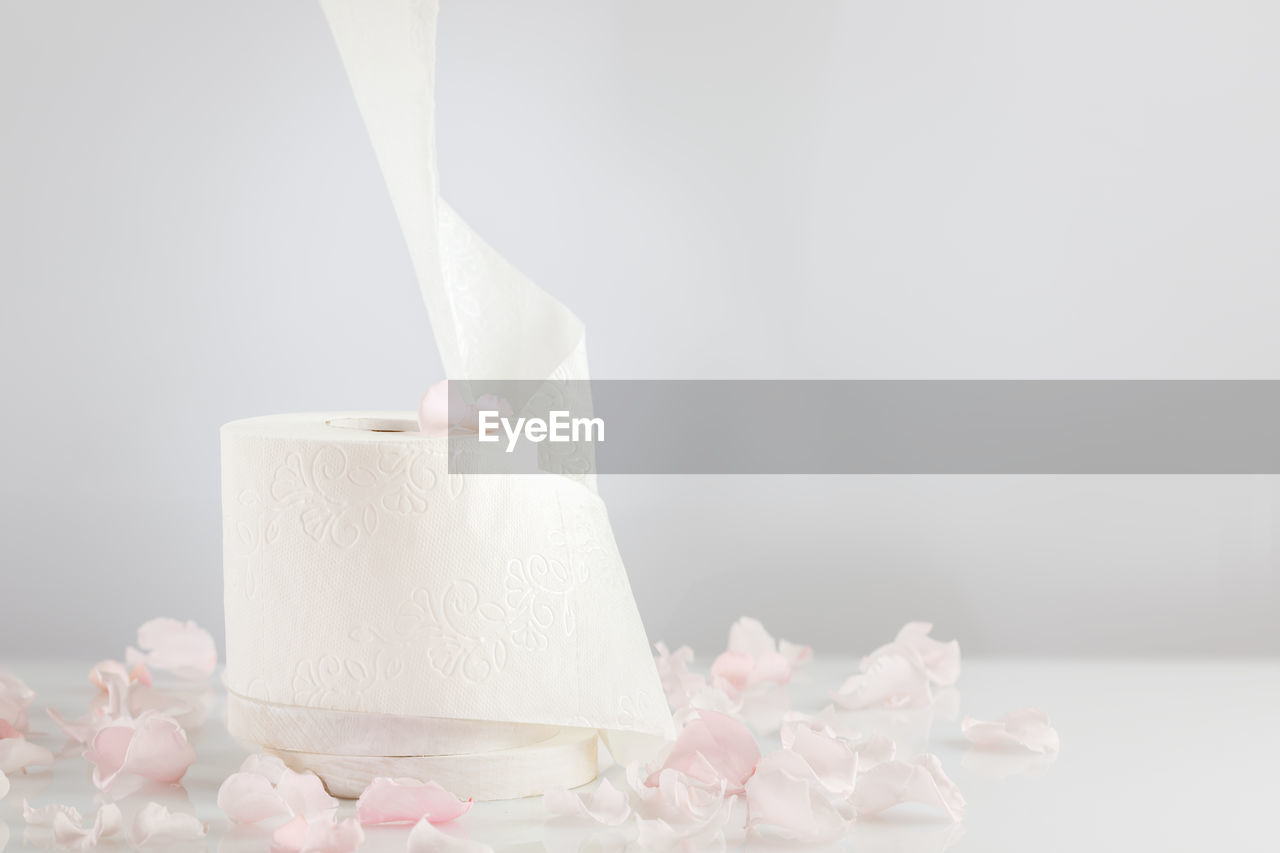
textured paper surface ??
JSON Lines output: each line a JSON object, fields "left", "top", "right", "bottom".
{"left": 222, "top": 413, "right": 672, "bottom": 743}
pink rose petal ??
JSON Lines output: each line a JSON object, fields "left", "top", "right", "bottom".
{"left": 0, "top": 670, "right": 35, "bottom": 734}
{"left": 634, "top": 793, "right": 738, "bottom": 851}
{"left": 647, "top": 710, "right": 761, "bottom": 794}
{"left": 84, "top": 713, "right": 195, "bottom": 790}
{"left": 868, "top": 622, "right": 961, "bottom": 687}
{"left": 786, "top": 727, "right": 859, "bottom": 796}
{"left": 0, "top": 720, "right": 21, "bottom": 739}
{"left": 543, "top": 777, "right": 631, "bottom": 826}
{"left": 407, "top": 815, "right": 496, "bottom": 853}
{"left": 217, "top": 770, "right": 290, "bottom": 824}
{"left": 51, "top": 803, "right": 124, "bottom": 851}
{"left": 625, "top": 763, "right": 728, "bottom": 824}
{"left": 0, "top": 736, "right": 55, "bottom": 773}
{"left": 271, "top": 815, "right": 364, "bottom": 853}
{"left": 129, "top": 802, "right": 208, "bottom": 846}
{"left": 832, "top": 648, "right": 934, "bottom": 710}
{"left": 745, "top": 751, "right": 850, "bottom": 842}
{"left": 850, "top": 754, "right": 966, "bottom": 822}
{"left": 962, "top": 708, "right": 1060, "bottom": 753}
{"left": 126, "top": 618, "right": 217, "bottom": 681}
{"left": 356, "top": 777, "right": 471, "bottom": 825}
{"left": 23, "top": 800, "right": 85, "bottom": 826}
{"left": 277, "top": 768, "right": 339, "bottom": 820}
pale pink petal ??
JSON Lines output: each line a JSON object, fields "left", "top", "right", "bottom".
{"left": 832, "top": 649, "right": 933, "bottom": 710}
{"left": 787, "top": 727, "right": 858, "bottom": 796}
{"left": 0, "top": 720, "right": 21, "bottom": 739}
{"left": 217, "top": 771, "right": 290, "bottom": 824}
{"left": 654, "top": 643, "right": 713, "bottom": 713}
{"left": 850, "top": 754, "right": 966, "bottom": 822}
{"left": 85, "top": 713, "right": 195, "bottom": 790}
{"left": 356, "top": 777, "right": 471, "bottom": 825}
{"left": 745, "top": 751, "right": 849, "bottom": 842}
{"left": 780, "top": 705, "right": 863, "bottom": 746}
{"left": 962, "top": 708, "right": 1060, "bottom": 753}
{"left": 51, "top": 803, "right": 124, "bottom": 851}
{"left": 625, "top": 763, "right": 728, "bottom": 824}
{"left": 778, "top": 639, "right": 813, "bottom": 669}
{"left": 544, "top": 778, "right": 631, "bottom": 826}
{"left": 891, "top": 622, "right": 961, "bottom": 686}
{"left": 88, "top": 660, "right": 152, "bottom": 692}
{"left": 129, "top": 802, "right": 208, "bottom": 846}
{"left": 417, "top": 380, "right": 455, "bottom": 436}
{"left": 0, "top": 670, "right": 35, "bottom": 734}
{"left": 708, "top": 651, "right": 755, "bottom": 695}
{"left": 23, "top": 800, "right": 85, "bottom": 827}
{"left": 0, "top": 736, "right": 55, "bottom": 773}
{"left": 0, "top": 768, "right": 9, "bottom": 800}
{"left": 126, "top": 618, "right": 217, "bottom": 681}
{"left": 407, "top": 815, "right": 496, "bottom": 853}
{"left": 727, "top": 617, "right": 777, "bottom": 659}
{"left": 634, "top": 794, "right": 738, "bottom": 852}
{"left": 240, "top": 751, "right": 288, "bottom": 783}
{"left": 850, "top": 735, "right": 897, "bottom": 772}
{"left": 276, "top": 768, "right": 339, "bottom": 820}
{"left": 647, "top": 710, "right": 761, "bottom": 794}
{"left": 271, "top": 815, "right": 364, "bottom": 853}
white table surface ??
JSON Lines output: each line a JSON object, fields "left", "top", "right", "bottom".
{"left": 1, "top": 658, "right": 1277, "bottom": 852}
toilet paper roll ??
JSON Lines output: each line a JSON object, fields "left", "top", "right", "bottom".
{"left": 221, "top": 412, "right": 673, "bottom": 762}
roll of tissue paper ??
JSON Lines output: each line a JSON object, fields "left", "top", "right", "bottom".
{"left": 221, "top": 412, "right": 672, "bottom": 797}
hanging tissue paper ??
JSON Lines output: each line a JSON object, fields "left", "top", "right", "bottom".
{"left": 220, "top": 0, "right": 672, "bottom": 799}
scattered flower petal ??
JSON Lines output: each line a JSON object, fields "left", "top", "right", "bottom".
{"left": 832, "top": 649, "right": 933, "bottom": 710}
{"left": 277, "top": 768, "right": 340, "bottom": 819}
{"left": 89, "top": 660, "right": 151, "bottom": 692}
{"left": 786, "top": 726, "right": 859, "bottom": 796}
{"left": 271, "top": 815, "right": 364, "bottom": 853}
{"left": 24, "top": 800, "right": 85, "bottom": 826}
{"left": 0, "top": 736, "right": 55, "bottom": 773}
{"left": 866, "top": 622, "right": 960, "bottom": 687}
{"left": 356, "top": 777, "right": 471, "bottom": 825}
{"left": 634, "top": 793, "right": 738, "bottom": 852}
{"left": 745, "top": 751, "right": 849, "bottom": 842}
{"left": 50, "top": 803, "right": 124, "bottom": 851}
{"left": 0, "top": 670, "right": 35, "bottom": 734}
{"left": 84, "top": 713, "right": 195, "bottom": 790}
{"left": 962, "top": 708, "right": 1060, "bottom": 753}
{"left": 0, "top": 720, "right": 22, "bottom": 739}
{"left": 626, "top": 764, "right": 727, "bottom": 824}
{"left": 240, "top": 752, "right": 288, "bottom": 783}
{"left": 407, "top": 815, "right": 495, "bottom": 853}
{"left": 646, "top": 710, "right": 761, "bottom": 794}
{"left": 850, "top": 754, "right": 965, "bottom": 822}
{"left": 130, "top": 802, "right": 208, "bottom": 846}
{"left": 544, "top": 778, "right": 632, "bottom": 826}
{"left": 126, "top": 618, "right": 217, "bottom": 681}
{"left": 780, "top": 705, "right": 863, "bottom": 745}
{"left": 217, "top": 770, "right": 290, "bottom": 824}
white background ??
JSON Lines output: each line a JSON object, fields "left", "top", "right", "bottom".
{"left": 2, "top": 0, "right": 1277, "bottom": 657}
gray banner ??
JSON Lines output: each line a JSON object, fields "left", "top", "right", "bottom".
{"left": 445, "top": 380, "right": 1280, "bottom": 474}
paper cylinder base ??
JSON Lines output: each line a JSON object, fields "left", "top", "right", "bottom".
{"left": 269, "top": 728, "right": 600, "bottom": 800}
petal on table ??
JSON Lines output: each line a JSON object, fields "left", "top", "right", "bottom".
{"left": 356, "top": 777, "right": 471, "bottom": 825}
{"left": 745, "top": 751, "right": 849, "bottom": 842}
{"left": 646, "top": 710, "right": 761, "bottom": 794}
{"left": 962, "top": 708, "right": 1060, "bottom": 753}
{"left": 130, "top": 801, "right": 208, "bottom": 846}
{"left": 0, "top": 736, "right": 55, "bottom": 774}
{"left": 272, "top": 815, "right": 365, "bottom": 853}
{"left": 126, "top": 618, "right": 217, "bottom": 681}
{"left": 217, "top": 770, "right": 290, "bottom": 824}
{"left": 85, "top": 714, "right": 195, "bottom": 790}
{"left": 276, "top": 768, "right": 339, "bottom": 820}
{"left": 851, "top": 754, "right": 966, "bottom": 822}
{"left": 51, "top": 803, "right": 124, "bottom": 851}
{"left": 832, "top": 648, "right": 933, "bottom": 710}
